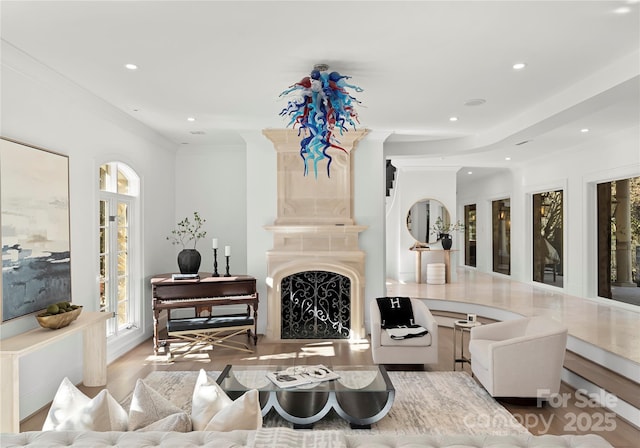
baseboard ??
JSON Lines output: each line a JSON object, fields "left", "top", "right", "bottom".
{"left": 107, "top": 327, "right": 151, "bottom": 364}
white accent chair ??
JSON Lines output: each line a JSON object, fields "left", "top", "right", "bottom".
{"left": 468, "top": 316, "right": 568, "bottom": 398}
{"left": 370, "top": 298, "right": 439, "bottom": 365}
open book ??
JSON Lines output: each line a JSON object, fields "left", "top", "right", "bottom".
{"left": 266, "top": 365, "right": 340, "bottom": 388}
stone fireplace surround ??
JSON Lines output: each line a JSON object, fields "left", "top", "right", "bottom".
{"left": 263, "top": 129, "right": 369, "bottom": 341}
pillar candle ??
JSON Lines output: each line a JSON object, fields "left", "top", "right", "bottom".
{"left": 225, "top": 245, "right": 231, "bottom": 256}
{"left": 212, "top": 238, "right": 218, "bottom": 249}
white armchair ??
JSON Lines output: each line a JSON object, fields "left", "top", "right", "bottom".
{"left": 468, "top": 316, "right": 568, "bottom": 398}
{"left": 370, "top": 298, "right": 439, "bottom": 365}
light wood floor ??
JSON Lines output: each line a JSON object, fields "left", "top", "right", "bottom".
{"left": 20, "top": 327, "right": 638, "bottom": 447}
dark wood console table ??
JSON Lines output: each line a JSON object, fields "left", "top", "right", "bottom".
{"left": 150, "top": 273, "right": 258, "bottom": 354}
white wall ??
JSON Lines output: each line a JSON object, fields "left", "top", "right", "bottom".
{"left": 174, "top": 144, "right": 248, "bottom": 276}
{"left": 1, "top": 42, "right": 178, "bottom": 418}
{"left": 353, "top": 132, "right": 388, "bottom": 327}
{"left": 457, "top": 169, "right": 513, "bottom": 275}
{"left": 244, "top": 130, "right": 277, "bottom": 335}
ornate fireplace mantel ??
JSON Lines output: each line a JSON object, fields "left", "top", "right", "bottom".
{"left": 263, "top": 129, "right": 368, "bottom": 341}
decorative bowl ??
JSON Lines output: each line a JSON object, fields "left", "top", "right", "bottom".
{"left": 36, "top": 306, "right": 83, "bottom": 330}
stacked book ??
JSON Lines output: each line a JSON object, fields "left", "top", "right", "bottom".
{"left": 171, "top": 273, "right": 200, "bottom": 281}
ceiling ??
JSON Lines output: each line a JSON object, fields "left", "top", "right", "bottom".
{"left": 2, "top": 1, "right": 639, "bottom": 177}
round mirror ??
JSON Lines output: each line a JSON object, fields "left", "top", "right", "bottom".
{"left": 406, "top": 199, "right": 450, "bottom": 244}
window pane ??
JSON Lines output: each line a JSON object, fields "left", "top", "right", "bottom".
{"left": 99, "top": 164, "right": 111, "bottom": 191}
{"left": 117, "top": 228, "right": 128, "bottom": 252}
{"left": 117, "top": 301, "right": 128, "bottom": 327}
{"left": 117, "top": 203, "right": 128, "bottom": 262}
{"left": 117, "top": 276, "right": 127, "bottom": 299}
{"left": 99, "top": 254, "right": 107, "bottom": 277}
{"left": 117, "top": 169, "right": 129, "bottom": 195}
{"left": 117, "top": 202, "right": 128, "bottom": 226}
{"left": 100, "top": 280, "right": 109, "bottom": 312}
{"left": 533, "top": 190, "right": 563, "bottom": 286}
{"left": 117, "top": 276, "right": 128, "bottom": 326}
{"left": 492, "top": 199, "right": 510, "bottom": 275}
{"left": 99, "top": 228, "right": 107, "bottom": 254}
{"left": 99, "top": 200, "right": 107, "bottom": 226}
{"left": 117, "top": 252, "right": 127, "bottom": 275}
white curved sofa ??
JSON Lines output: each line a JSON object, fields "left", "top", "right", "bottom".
{"left": 1, "top": 428, "right": 613, "bottom": 447}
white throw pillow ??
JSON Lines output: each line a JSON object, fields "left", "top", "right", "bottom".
{"left": 136, "top": 413, "right": 192, "bottom": 432}
{"left": 128, "top": 378, "right": 191, "bottom": 432}
{"left": 191, "top": 369, "right": 262, "bottom": 431}
{"left": 43, "top": 377, "right": 128, "bottom": 431}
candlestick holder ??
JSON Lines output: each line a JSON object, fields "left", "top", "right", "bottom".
{"left": 212, "top": 248, "right": 220, "bottom": 277}
{"left": 224, "top": 255, "right": 231, "bottom": 277}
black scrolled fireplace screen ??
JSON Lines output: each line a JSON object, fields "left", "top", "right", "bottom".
{"left": 281, "top": 270, "right": 351, "bottom": 339}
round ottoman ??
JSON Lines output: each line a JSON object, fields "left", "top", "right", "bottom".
{"left": 427, "top": 263, "right": 446, "bottom": 284}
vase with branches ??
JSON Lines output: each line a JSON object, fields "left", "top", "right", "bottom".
{"left": 430, "top": 216, "right": 464, "bottom": 250}
{"left": 167, "top": 212, "right": 207, "bottom": 274}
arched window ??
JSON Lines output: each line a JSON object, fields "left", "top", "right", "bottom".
{"left": 99, "top": 162, "right": 140, "bottom": 337}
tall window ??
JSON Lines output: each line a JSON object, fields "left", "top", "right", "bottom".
{"left": 532, "top": 190, "right": 563, "bottom": 287}
{"left": 597, "top": 177, "right": 640, "bottom": 306}
{"left": 492, "top": 199, "right": 511, "bottom": 275}
{"left": 99, "top": 162, "right": 140, "bottom": 337}
{"left": 464, "top": 204, "right": 477, "bottom": 267}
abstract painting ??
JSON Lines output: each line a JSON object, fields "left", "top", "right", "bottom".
{"left": 1, "top": 138, "right": 71, "bottom": 322}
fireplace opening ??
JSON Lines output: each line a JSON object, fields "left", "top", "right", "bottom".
{"left": 281, "top": 270, "right": 351, "bottom": 339}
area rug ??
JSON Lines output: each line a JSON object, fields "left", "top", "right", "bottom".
{"left": 122, "top": 370, "right": 528, "bottom": 436}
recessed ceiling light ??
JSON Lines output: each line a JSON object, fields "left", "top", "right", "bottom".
{"left": 125, "top": 63, "right": 138, "bottom": 70}
{"left": 449, "top": 116, "right": 458, "bottom": 122}
{"left": 614, "top": 6, "right": 631, "bottom": 13}
{"left": 464, "top": 98, "right": 486, "bottom": 106}
{"left": 187, "top": 117, "right": 196, "bottom": 122}
{"left": 581, "top": 128, "right": 590, "bottom": 133}
{"left": 505, "top": 157, "right": 511, "bottom": 161}
{"left": 512, "top": 62, "right": 527, "bottom": 70}
{"left": 467, "top": 171, "right": 473, "bottom": 175}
